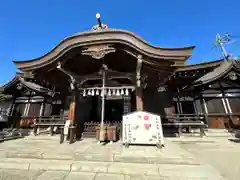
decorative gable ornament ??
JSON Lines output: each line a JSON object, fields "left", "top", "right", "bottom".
{"left": 16, "top": 83, "right": 23, "bottom": 90}
{"left": 92, "top": 24, "right": 108, "bottom": 31}
{"left": 82, "top": 45, "right": 115, "bottom": 59}
{"left": 228, "top": 71, "right": 238, "bottom": 81}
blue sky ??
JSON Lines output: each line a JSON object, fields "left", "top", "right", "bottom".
{"left": 0, "top": 0, "right": 239, "bottom": 84}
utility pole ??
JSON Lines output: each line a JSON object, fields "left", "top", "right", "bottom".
{"left": 215, "top": 33, "right": 232, "bottom": 61}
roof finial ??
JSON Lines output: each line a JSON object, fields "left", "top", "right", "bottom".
{"left": 92, "top": 13, "right": 108, "bottom": 31}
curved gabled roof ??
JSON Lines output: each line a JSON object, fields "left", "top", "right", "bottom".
{"left": 193, "top": 60, "right": 240, "bottom": 86}
{"left": 13, "top": 28, "right": 195, "bottom": 71}
{"left": 175, "top": 59, "right": 224, "bottom": 72}
{"left": 1, "top": 74, "right": 54, "bottom": 96}
{"left": 2, "top": 76, "right": 19, "bottom": 90}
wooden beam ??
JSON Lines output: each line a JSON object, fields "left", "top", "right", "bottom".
{"left": 77, "top": 71, "right": 134, "bottom": 85}
{"left": 143, "top": 64, "right": 174, "bottom": 73}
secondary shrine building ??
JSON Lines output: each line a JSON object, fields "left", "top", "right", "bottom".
{"left": 1, "top": 22, "right": 240, "bottom": 133}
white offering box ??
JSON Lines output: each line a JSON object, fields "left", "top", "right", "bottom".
{"left": 122, "top": 111, "right": 164, "bottom": 148}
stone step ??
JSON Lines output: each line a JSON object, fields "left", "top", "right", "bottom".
{"left": 206, "top": 129, "right": 229, "bottom": 133}
{"left": 205, "top": 129, "right": 232, "bottom": 137}
{"left": 0, "top": 158, "right": 223, "bottom": 179}
{"left": 82, "top": 132, "right": 96, "bottom": 138}
{"left": 205, "top": 132, "right": 232, "bottom": 137}
{"left": 2, "top": 150, "right": 200, "bottom": 165}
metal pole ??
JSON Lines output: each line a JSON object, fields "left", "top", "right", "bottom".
{"left": 99, "top": 69, "right": 106, "bottom": 142}
{"left": 216, "top": 33, "right": 229, "bottom": 61}
{"left": 97, "top": 18, "right": 102, "bottom": 28}
{"left": 96, "top": 13, "right": 103, "bottom": 29}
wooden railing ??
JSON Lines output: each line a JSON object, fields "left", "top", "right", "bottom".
{"left": 7, "top": 112, "right": 240, "bottom": 131}
{"left": 161, "top": 113, "right": 240, "bottom": 129}
{"left": 6, "top": 115, "right": 68, "bottom": 128}
{"left": 161, "top": 113, "right": 205, "bottom": 124}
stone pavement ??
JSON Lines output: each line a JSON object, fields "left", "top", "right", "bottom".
{"left": 170, "top": 136, "right": 240, "bottom": 180}
{"left": 0, "top": 134, "right": 234, "bottom": 179}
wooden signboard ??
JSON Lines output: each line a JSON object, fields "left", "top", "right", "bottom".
{"left": 122, "top": 111, "right": 164, "bottom": 148}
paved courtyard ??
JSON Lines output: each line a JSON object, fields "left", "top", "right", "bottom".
{"left": 171, "top": 137, "right": 240, "bottom": 180}
{"left": 0, "top": 130, "right": 239, "bottom": 179}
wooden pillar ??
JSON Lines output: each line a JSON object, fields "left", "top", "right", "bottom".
{"left": 219, "top": 81, "right": 229, "bottom": 113}
{"left": 176, "top": 89, "right": 182, "bottom": 114}
{"left": 200, "top": 89, "right": 208, "bottom": 126}
{"left": 219, "top": 81, "right": 231, "bottom": 129}
{"left": 8, "top": 97, "right": 15, "bottom": 128}
{"left": 192, "top": 90, "right": 198, "bottom": 114}
{"left": 39, "top": 102, "right": 44, "bottom": 117}
{"left": 68, "top": 92, "right": 76, "bottom": 123}
{"left": 9, "top": 97, "right": 16, "bottom": 116}
{"left": 68, "top": 80, "right": 76, "bottom": 143}
{"left": 136, "top": 55, "right": 143, "bottom": 111}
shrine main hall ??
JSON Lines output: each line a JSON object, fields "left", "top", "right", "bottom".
{"left": 1, "top": 16, "right": 240, "bottom": 137}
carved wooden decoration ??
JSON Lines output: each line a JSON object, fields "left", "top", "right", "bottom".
{"left": 82, "top": 45, "right": 115, "bottom": 59}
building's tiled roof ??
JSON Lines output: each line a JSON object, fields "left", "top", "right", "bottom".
{"left": 1, "top": 75, "right": 54, "bottom": 97}
{"left": 18, "top": 77, "right": 54, "bottom": 96}
{"left": 175, "top": 59, "right": 224, "bottom": 72}
{"left": 193, "top": 60, "right": 240, "bottom": 86}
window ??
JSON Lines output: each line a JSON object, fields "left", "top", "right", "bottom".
{"left": 14, "top": 103, "right": 26, "bottom": 116}
{"left": 173, "top": 102, "right": 179, "bottom": 114}
{"left": 228, "top": 97, "right": 240, "bottom": 113}
{"left": 43, "top": 103, "right": 51, "bottom": 116}
{"left": 27, "top": 103, "right": 41, "bottom": 117}
{"left": 176, "top": 96, "right": 196, "bottom": 114}
{"left": 205, "top": 97, "right": 225, "bottom": 113}
{"left": 51, "top": 104, "right": 61, "bottom": 115}
{"left": 195, "top": 99, "right": 204, "bottom": 113}
{"left": 181, "top": 101, "right": 195, "bottom": 114}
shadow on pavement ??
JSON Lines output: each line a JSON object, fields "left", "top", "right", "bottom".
{"left": 228, "top": 138, "right": 240, "bottom": 143}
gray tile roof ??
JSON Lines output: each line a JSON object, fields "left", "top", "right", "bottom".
{"left": 1, "top": 76, "right": 54, "bottom": 96}
{"left": 19, "top": 78, "right": 47, "bottom": 92}
{"left": 193, "top": 60, "right": 239, "bottom": 86}
{"left": 18, "top": 77, "right": 54, "bottom": 96}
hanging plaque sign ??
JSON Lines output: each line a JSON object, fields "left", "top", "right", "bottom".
{"left": 122, "top": 111, "right": 164, "bottom": 148}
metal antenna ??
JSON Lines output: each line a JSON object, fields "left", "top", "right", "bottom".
{"left": 215, "top": 33, "right": 232, "bottom": 61}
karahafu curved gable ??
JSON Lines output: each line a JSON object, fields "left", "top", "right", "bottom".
{"left": 13, "top": 28, "right": 194, "bottom": 71}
